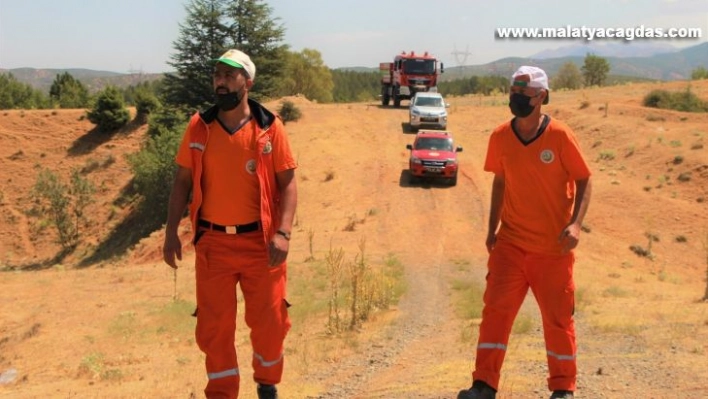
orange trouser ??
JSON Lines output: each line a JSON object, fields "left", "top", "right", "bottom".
{"left": 473, "top": 240, "right": 576, "bottom": 392}
{"left": 194, "top": 230, "right": 291, "bottom": 399}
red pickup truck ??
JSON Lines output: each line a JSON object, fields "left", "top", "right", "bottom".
{"left": 406, "top": 130, "right": 462, "bottom": 186}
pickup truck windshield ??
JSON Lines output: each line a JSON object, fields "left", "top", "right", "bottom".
{"left": 415, "top": 137, "right": 453, "bottom": 151}
{"left": 414, "top": 97, "right": 443, "bottom": 107}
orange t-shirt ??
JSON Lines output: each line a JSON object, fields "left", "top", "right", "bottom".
{"left": 484, "top": 116, "right": 591, "bottom": 254}
{"left": 176, "top": 117, "right": 295, "bottom": 225}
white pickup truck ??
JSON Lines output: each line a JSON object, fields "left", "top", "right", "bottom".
{"left": 408, "top": 91, "right": 449, "bottom": 132}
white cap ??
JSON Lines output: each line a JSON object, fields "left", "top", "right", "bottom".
{"left": 511, "top": 65, "right": 549, "bottom": 103}
{"left": 212, "top": 49, "right": 256, "bottom": 80}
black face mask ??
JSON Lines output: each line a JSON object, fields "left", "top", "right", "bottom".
{"left": 215, "top": 87, "right": 245, "bottom": 111}
{"left": 509, "top": 93, "right": 535, "bottom": 118}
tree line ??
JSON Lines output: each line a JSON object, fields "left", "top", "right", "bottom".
{"left": 5, "top": 55, "right": 706, "bottom": 112}
{"left": 0, "top": 57, "right": 612, "bottom": 110}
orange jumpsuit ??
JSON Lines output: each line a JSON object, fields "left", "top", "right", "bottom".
{"left": 176, "top": 100, "right": 296, "bottom": 398}
{"left": 474, "top": 115, "right": 591, "bottom": 392}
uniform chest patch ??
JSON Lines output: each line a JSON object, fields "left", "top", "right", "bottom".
{"left": 540, "top": 149, "right": 555, "bottom": 164}
{"left": 263, "top": 141, "right": 272, "bottom": 154}
{"left": 246, "top": 159, "right": 257, "bottom": 174}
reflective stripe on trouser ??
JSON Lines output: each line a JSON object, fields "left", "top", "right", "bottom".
{"left": 472, "top": 240, "right": 576, "bottom": 392}
{"left": 195, "top": 230, "right": 291, "bottom": 399}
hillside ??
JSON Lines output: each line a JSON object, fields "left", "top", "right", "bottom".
{"left": 0, "top": 68, "right": 164, "bottom": 93}
{"left": 3, "top": 42, "right": 707, "bottom": 94}
{"left": 0, "top": 81, "right": 707, "bottom": 398}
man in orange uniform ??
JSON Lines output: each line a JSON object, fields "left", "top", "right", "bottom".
{"left": 458, "top": 66, "right": 591, "bottom": 399}
{"left": 163, "top": 49, "right": 297, "bottom": 399}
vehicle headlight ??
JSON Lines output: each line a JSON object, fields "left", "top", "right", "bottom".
{"left": 411, "top": 108, "right": 420, "bottom": 116}
{"left": 447, "top": 158, "right": 458, "bottom": 165}
{"left": 411, "top": 156, "right": 422, "bottom": 164}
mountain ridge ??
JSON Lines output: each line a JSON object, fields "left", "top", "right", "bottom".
{"left": 529, "top": 42, "right": 681, "bottom": 59}
{"left": 442, "top": 41, "right": 708, "bottom": 81}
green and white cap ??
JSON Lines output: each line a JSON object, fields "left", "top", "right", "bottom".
{"left": 212, "top": 49, "right": 256, "bottom": 79}
{"left": 511, "top": 65, "right": 549, "bottom": 104}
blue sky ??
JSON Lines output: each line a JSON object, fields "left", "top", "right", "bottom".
{"left": 0, "top": 0, "right": 705, "bottom": 74}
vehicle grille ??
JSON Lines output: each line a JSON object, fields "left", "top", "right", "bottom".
{"left": 421, "top": 160, "right": 447, "bottom": 167}
{"left": 409, "top": 78, "right": 430, "bottom": 86}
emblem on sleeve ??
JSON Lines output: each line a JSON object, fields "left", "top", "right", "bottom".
{"left": 540, "top": 149, "right": 555, "bottom": 164}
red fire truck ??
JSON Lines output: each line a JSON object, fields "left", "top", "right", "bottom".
{"left": 380, "top": 51, "right": 444, "bottom": 107}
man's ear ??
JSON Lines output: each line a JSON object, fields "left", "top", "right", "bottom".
{"left": 245, "top": 79, "right": 255, "bottom": 90}
{"left": 537, "top": 89, "right": 548, "bottom": 105}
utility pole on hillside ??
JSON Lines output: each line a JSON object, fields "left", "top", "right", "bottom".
{"left": 128, "top": 65, "right": 146, "bottom": 81}
{"left": 452, "top": 44, "right": 472, "bottom": 68}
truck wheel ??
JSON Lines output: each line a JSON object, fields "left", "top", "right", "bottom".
{"left": 381, "top": 88, "right": 390, "bottom": 106}
{"left": 393, "top": 86, "right": 401, "bottom": 108}
{"left": 449, "top": 174, "right": 458, "bottom": 186}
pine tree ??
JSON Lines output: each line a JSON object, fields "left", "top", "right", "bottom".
{"left": 49, "top": 72, "right": 90, "bottom": 108}
{"left": 161, "top": 0, "right": 287, "bottom": 112}
{"left": 162, "top": 0, "right": 230, "bottom": 113}
{"left": 223, "top": 0, "right": 288, "bottom": 100}
{"left": 86, "top": 86, "right": 130, "bottom": 132}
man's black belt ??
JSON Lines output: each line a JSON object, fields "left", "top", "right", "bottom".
{"left": 198, "top": 219, "right": 261, "bottom": 235}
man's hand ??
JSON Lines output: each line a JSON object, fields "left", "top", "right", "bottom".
{"left": 268, "top": 234, "right": 289, "bottom": 267}
{"left": 559, "top": 223, "right": 581, "bottom": 253}
{"left": 485, "top": 232, "right": 497, "bottom": 254}
{"left": 163, "top": 232, "right": 182, "bottom": 269}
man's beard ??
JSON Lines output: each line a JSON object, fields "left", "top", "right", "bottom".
{"left": 215, "top": 88, "right": 244, "bottom": 111}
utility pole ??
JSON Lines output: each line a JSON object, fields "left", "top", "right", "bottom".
{"left": 451, "top": 44, "right": 472, "bottom": 67}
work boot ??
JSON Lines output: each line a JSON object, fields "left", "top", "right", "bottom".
{"left": 257, "top": 384, "right": 278, "bottom": 399}
{"left": 457, "top": 380, "right": 497, "bottom": 399}
{"left": 550, "top": 390, "right": 574, "bottom": 399}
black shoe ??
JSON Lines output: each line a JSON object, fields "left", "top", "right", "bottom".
{"left": 550, "top": 390, "right": 574, "bottom": 399}
{"left": 457, "top": 380, "right": 497, "bottom": 399}
{"left": 257, "top": 384, "right": 278, "bottom": 399}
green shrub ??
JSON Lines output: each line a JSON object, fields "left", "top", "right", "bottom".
{"left": 691, "top": 66, "right": 708, "bottom": 80}
{"left": 86, "top": 86, "right": 130, "bottom": 132}
{"left": 134, "top": 90, "right": 161, "bottom": 124}
{"left": 278, "top": 100, "right": 302, "bottom": 124}
{"left": 643, "top": 87, "right": 708, "bottom": 113}
{"left": 643, "top": 89, "right": 672, "bottom": 108}
{"left": 33, "top": 169, "right": 74, "bottom": 247}
{"left": 127, "top": 108, "right": 186, "bottom": 224}
{"left": 146, "top": 109, "right": 187, "bottom": 139}
{"left": 671, "top": 88, "right": 708, "bottom": 112}
{"left": 32, "top": 168, "right": 95, "bottom": 249}
{"left": 69, "top": 169, "right": 95, "bottom": 232}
